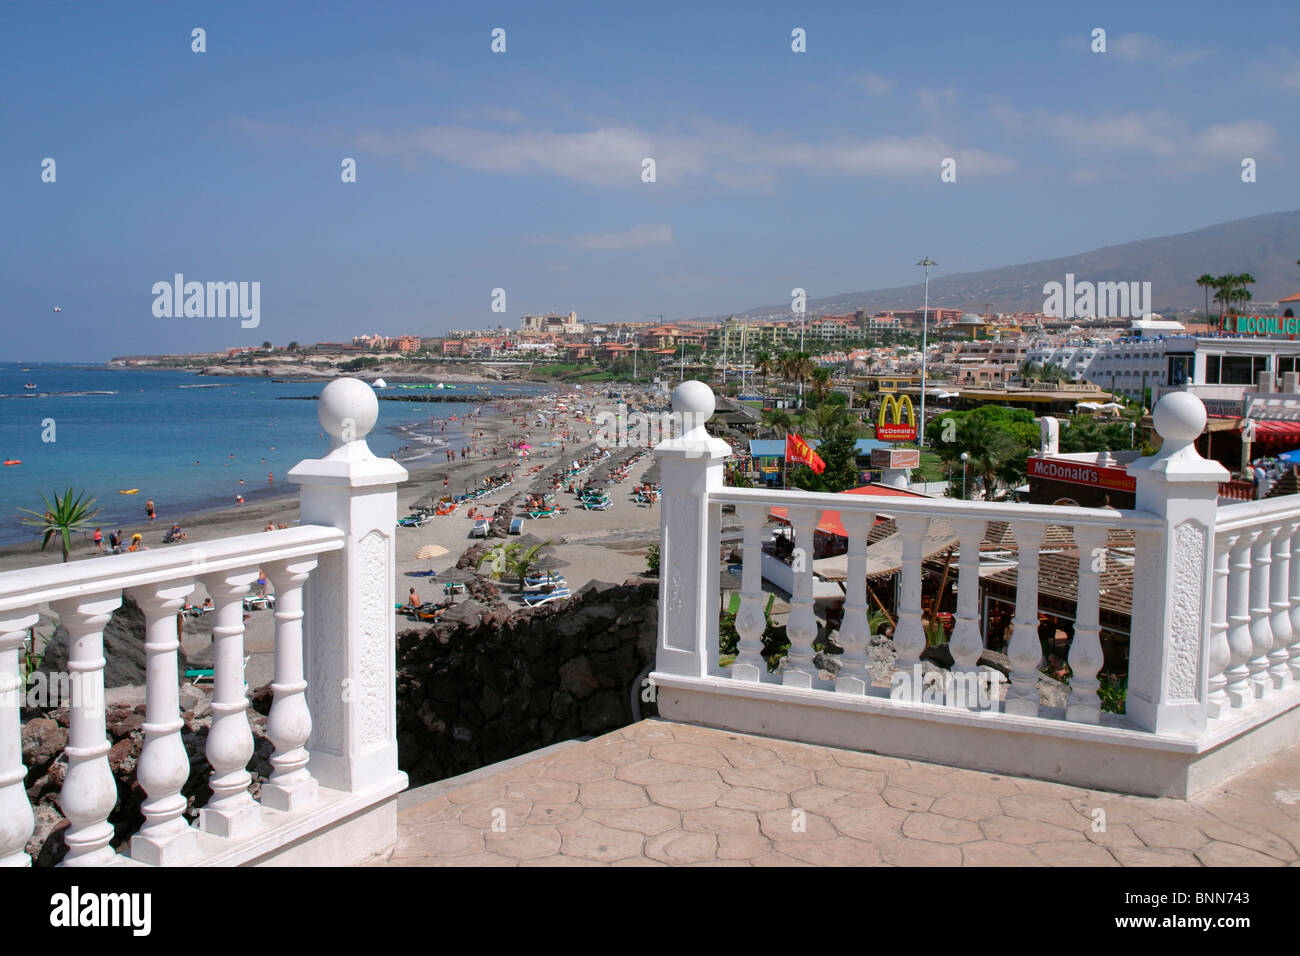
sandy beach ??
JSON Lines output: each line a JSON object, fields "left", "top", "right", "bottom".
{"left": 6, "top": 384, "right": 667, "bottom": 693}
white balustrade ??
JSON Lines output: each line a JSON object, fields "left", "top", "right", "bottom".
{"left": 262, "top": 558, "right": 319, "bottom": 812}
{"left": 731, "top": 505, "right": 768, "bottom": 682}
{"left": 0, "top": 611, "right": 39, "bottom": 867}
{"left": 1248, "top": 528, "right": 1277, "bottom": 699}
{"left": 782, "top": 507, "right": 822, "bottom": 687}
{"left": 947, "top": 518, "right": 986, "bottom": 678}
{"left": 1268, "top": 524, "right": 1294, "bottom": 690}
{"left": 1292, "top": 528, "right": 1300, "bottom": 680}
{"left": 1206, "top": 535, "right": 1232, "bottom": 719}
{"left": 893, "top": 513, "right": 929, "bottom": 677}
{"left": 1005, "top": 523, "right": 1046, "bottom": 717}
{"left": 50, "top": 594, "right": 122, "bottom": 866}
{"left": 834, "top": 511, "right": 874, "bottom": 696}
{"left": 1066, "top": 525, "right": 1107, "bottom": 724}
{"left": 127, "top": 581, "right": 199, "bottom": 865}
{"left": 1225, "top": 532, "right": 1258, "bottom": 708}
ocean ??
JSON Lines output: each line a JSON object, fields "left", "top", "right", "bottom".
{"left": 0, "top": 363, "right": 545, "bottom": 546}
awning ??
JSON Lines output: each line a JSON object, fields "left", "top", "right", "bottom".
{"left": 769, "top": 484, "right": 928, "bottom": 537}
{"left": 1251, "top": 420, "right": 1300, "bottom": 441}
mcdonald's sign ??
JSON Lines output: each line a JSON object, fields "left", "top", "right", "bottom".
{"left": 877, "top": 394, "right": 918, "bottom": 441}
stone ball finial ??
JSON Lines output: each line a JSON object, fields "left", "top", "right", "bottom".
{"left": 672, "top": 380, "right": 715, "bottom": 422}
{"left": 1152, "top": 391, "right": 1205, "bottom": 444}
{"left": 318, "top": 377, "right": 378, "bottom": 443}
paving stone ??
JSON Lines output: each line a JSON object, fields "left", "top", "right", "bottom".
{"left": 518, "top": 855, "right": 606, "bottom": 866}
{"left": 458, "top": 796, "right": 533, "bottom": 829}
{"left": 682, "top": 806, "right": 763, "bottom": 836}
{"left": 505, "top": 778, "right": 581, "bottom": 804}
{"left": 715, "top": 742, "right": 786, "bottom": 769}
{"left": 529, "top": 802, "right": 585, "bottom": 825}
{"left": 901, "top": 812, "right": 984, "bottom": 845}
{"left": 644, "top": 779, "right": 728, "bottom": 810}
{"left": 391, "top": 821, "right": 484, "bottom": 858}
{"left": 414, "top": 852, "right": 518, "bottom": 867}
{"left": 1130, "top": 819, "right": 1208, "bottom": 851}
{"left": 484, "top": 825, "right": 563, "bottom": 861}
{"left": 832, "top": 806, "right": 909, "bottom": 843}
{"left": 443, "top": 778, "right": 509, "bottom": 806}
{"left": 961, "top": 841, "right": 1044, "bottom": 866}
{"left": 750, "top": 850, "right": 815, "bottom": 866}
{"left": 830, "top": 750, "right": 910, "bottom": 772}
{"left": 1085, "top": 822, "right": 1145, "bottom": 848}
{"left": 998, "top": 793, "right": 1091, "bottom": 830}
{"left": 881, "top": 767, "right": 957, "bottom": 798}
{"left": 816, "top": 766, "right": 889, "bottom": 793}
{"left": 618, "top": 758, "right": 723, "bottom": 786}
{"left": 781, "top": 839, "right": 883, "bottom": 866}
{"left": 585, "top": 805, "right": 682, "bottom": 836}
{"left": 646, "top": 830, "right": 719, "bottom": 864}
{"left": 980, "top": 815, "right": 1086, "bottom": 846}
{"left": 649, "top": 741, "right": 734, "bottom": 769}
{"left": 1195, "top": 841, "right": 1287, "bottom": 866}
{"left": 1030, "top": 840, "right": 1119, "bottom": 866}
{"left": 757, "top": 808, "right": 838, "bottom": 842}
{"left": 930, "top": 792, "right": 1004, "bottom": 822}
{"left": 791, "top": 785, "right": 852, "bottom": 810}
{"left": 542, "top": 754, "right": 617, "bottom": 783}
{"left": 582, "top": 740, "right": 652, "bottom": 766}
{"left": 719, "top": 766, "right": 818, "bottom": 792}
{"left": 940, "top": 770, "right": 1023, "bottom": 797}
{"left": 877, "top": 838, "right": 963, "bottom": 866}
{"left": 881, "top": 788, "right": 934, "bottom": 812}
{"left": 579, "top": 778, "right": 650, "bottom": 809}
{"left": 610, "top": 857, "right": 668, "bottom": 866}
{"left": 716, "top": 786, "right": 790, "bottom": 812}
{"left": 1011, "top": 777, "right": 1089, "bottom": 798}
{"left": 557, "top": 817, "right": 646, "bottom": 862}
{"left": 1069, "top": 795, "right": 1155, "bottom": 825}
{"left": 717, "top": 833, "right": 772, "bottom": 861}
{"left": 1195, "top": 819, "right": 1295, "bottom": 861}
{"left": 1110, "top": 845, "right": 1202, "bottom": 867}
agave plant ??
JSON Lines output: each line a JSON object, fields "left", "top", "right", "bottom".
{"left": 17, "top": 487, "right": 101, "bottom": 563}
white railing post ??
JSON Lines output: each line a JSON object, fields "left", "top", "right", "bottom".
{"left": 1248, "top": 528, "right": 1278, "bottom": 700}
{"left": 1290, "top": 527, "right": 1300, "bottom": 680}
{"left": 1126, "top": 393, "right": 1226, "bottom": 734}
{"left": 49, "top": 594, "right": 121, "bottom": 866}
{"left": 1226, "top": 531, "right": 1258, "bottom": 708}
{"left": 834, "top": 511, "right": 874, "bottom": 695}
{"left": 783, "top": 507, "right": 822, "bottom": 688}
{"left": 0, "top": 611, "right": 39, "bottom": 867}
{"left": 1067, "top": 526, "right": 1107, "bottom": 723}
{"left": 732, "top": 504, "right": 768, "bottom": 681}
{"left": 947, "top": 518, "right": 986, "bottom": 676}
{"left": 289, "top": 378, "right": 408, "bottom": 796}
{"left": 893, "top": 513, "right": 929, "bottom": 678}
{"left": 1207, "top": 534, "right": 1233, "bottom": 719}
{"left": 651, "top": 381, "right": 730, "bottom": 679}
{"left": 126, "top": 580, "right": 200, "bottom": 864}
{"left": 199, "top": 571, "right": 261, "bottom": 838}
{"left": 261, "top": 557, "right": 319, "bottom": 811}
{"left": 1005, "top": 522, "right": 1046, "bottom": 717}
{"left": 1268, "top": 523, "right": 1294, "bottom": 691}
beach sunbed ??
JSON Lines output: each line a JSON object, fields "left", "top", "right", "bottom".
{"left": 242, "top": 594, "right": 275, "bottom": 611}
{"left": 522, "top": 588, "right": 570, "bottom": 606}
{"left": 509, "top": 517, "right": 523, "bottom": 534}
{"left": 472, "top": 518, "right": 491, "bottom": 537}
{"left": 581, "top": 499, "right": 610, "bottom": 511}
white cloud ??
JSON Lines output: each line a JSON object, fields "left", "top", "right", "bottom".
{"left": 529, "top": 223, "right": 674, "bottom": 250}
{"left": 852, "top": 72, "right": 894, "bottom": 95}
{"left": 480, "top": 106, "right": 525, "bottom": 124}
{"left": 1060, "top": 32, "right": 1208, "bottom": 68}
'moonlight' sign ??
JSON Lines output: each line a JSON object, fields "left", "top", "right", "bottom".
{"left": 1234, "top": 315, "right": 1300, "bottom": 335}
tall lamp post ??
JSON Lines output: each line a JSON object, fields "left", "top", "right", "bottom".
{"left": 961, "top": 451, "right": 969, "bottom": 499}
{"left": 916, "top": 257, "right": 937, "bottom": 448}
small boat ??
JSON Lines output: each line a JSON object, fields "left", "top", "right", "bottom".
{"left": 119, "top": 488, "right": 140, "bottom": 494}
{"left": 3, "top": 460, "right": 20, "bottom": 466}
{"left": 24, "top": 383, "right": 36, "bottom": 390}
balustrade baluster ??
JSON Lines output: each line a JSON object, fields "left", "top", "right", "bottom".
{"left": 1206, "top": 534, "right": 1232, "bottom": 719}
{"left": 782, "top": 507, "right": 822, "bottom": 688}
{"left": 126, "top": 581, "right": 200, "bottom": 864}
{"left": 1290, "top": 526, "right": 1300, "bottom": 680}
{"left": 262, "top": 559, "right": 320, "bottom": 812}
{"left": 199, "top": 571, "right": 262, "bottom": 837}
{"left": 1225, "top": 531, "right": 1256, "bottom": 708}
{"left": 1268, "top": 523, "right": 1295, "bottom": 690}
{"left": 835, "top": 511, "right": 875, "bottom": 695}
{"left": 892, "top": 514, "right": 929, "bottom": 683}
{"left": 50, "top": 594, "right": 121, "bottom": 866}
{"left": 0, "top": 611, "right": 39, "bottom": 867}
{"left": 1005, "top": 522, "right": 1046, "bottom": 717}
{"left": 1067, "top": 526, "right": 1108, "bottom": 723}
{"left": 731, "top": 505, "right": 768, "bottom": 682}
{"left": 947, "top": 519, "right": 986, "bottom": 708}
{"left": 1248, "top": 528, "right": 1277, "bottom": 699}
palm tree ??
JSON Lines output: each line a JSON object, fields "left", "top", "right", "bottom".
{"left": 1018, "top": 359, "right": 1040, "bottom": 384}
{"left": 477, "top": 540, "right": 549, "bottom": 590}
{"left": 761, "top": 408, "right": 794, "bottom": 438}
{"left": 809, "top": 368, "right": 833, "bottom": 406}
{"left": 1196, "top": 274, "right": 1215, "bottom": 321}
{"left": 755, "top": 351, "right": 773, "bottom": 389}
{"left": 18, "top": 488, "right": 101, "bottom": 563}
{"left": 939, "top": 419, "right": 1017, "bottom": 500}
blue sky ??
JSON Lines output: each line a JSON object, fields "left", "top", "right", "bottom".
{"left": 2, "top": 0, "right": 1297, "bottom": 360}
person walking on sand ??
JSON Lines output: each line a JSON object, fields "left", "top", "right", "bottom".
{"left": 92, "top": 527, "right": 103, "bottom": 554}
{"left": 145, "top": 499, "right": 155, "bottom": 524}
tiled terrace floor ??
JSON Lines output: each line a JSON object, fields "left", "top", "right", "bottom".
{"left": 367, "top": 720, "right": 1300, "bottom": 866}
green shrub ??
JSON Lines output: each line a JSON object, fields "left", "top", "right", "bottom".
{"left": 646, "top": 543, "right": 660, "bottom": 575}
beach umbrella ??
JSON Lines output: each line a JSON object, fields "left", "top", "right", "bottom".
{"left": 511, "top": 533, "right": 550, "bottom": 550}
{"left": 415, "top": 544, "right": 450, "bottom": 561}
{"left": 433, "top": 566, "right": 478, "bottom": 583}
{"left": 529, "top": 554, "right": 569, "bottom": 571}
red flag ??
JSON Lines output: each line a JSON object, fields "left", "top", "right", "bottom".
{"left": 786, "top": 432, "right": 825, "bottom": 475}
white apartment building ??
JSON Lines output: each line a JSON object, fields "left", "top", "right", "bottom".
{"left": 1025, "top": 339, "right": 1107, "bottom": 381}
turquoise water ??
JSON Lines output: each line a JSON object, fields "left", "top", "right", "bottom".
{"left": 0, "top": 363, "right": 543, "bottom": 545}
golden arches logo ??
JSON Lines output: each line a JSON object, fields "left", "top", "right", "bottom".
{"left": 877, "top": 394, "right": 917, "bottom": 440}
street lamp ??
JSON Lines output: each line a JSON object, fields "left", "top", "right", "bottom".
{"left": 960, "top": 451, "right": 969, "bottom": 499}
{"left": 1128, "top": 421, "right": 1136, "bottom": 449}
{"left": 916, "top": 257, "right": 937, "bottom": 448}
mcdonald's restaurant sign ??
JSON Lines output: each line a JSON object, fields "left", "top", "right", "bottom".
{"left": 877, "top": 394, "right": 918, "bottom": 441}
